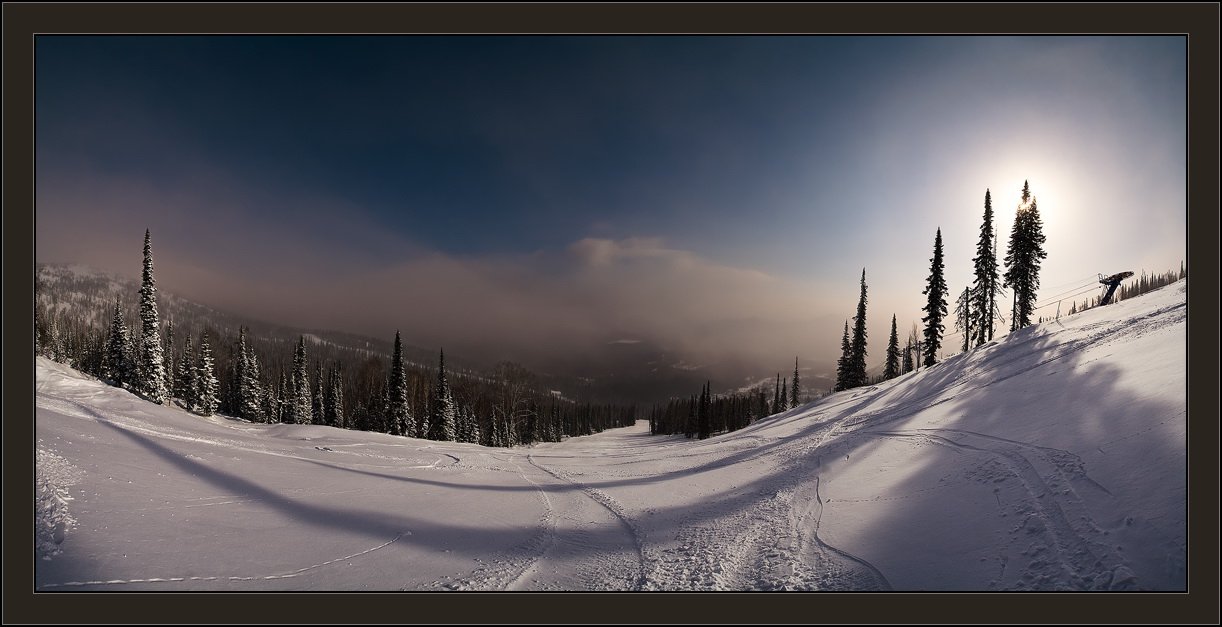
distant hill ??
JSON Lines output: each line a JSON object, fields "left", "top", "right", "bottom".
{"left": 35, "top": 262, "right": 755, "bottom": 404}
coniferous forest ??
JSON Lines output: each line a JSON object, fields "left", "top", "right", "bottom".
{"left": 34, "top": 232, "right": 635, "bottom": 448}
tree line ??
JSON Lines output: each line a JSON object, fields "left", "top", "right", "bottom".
{"left": 35, "top": 230, "right": 637, "bottom": 448}
{"left": 641, "top": 181, "right": 1056, "bottom": 439}
{"left": 648, "top": 357, "right": 804, "bottom": 439}
{"left": 831, "top": 181, "right": 1048, "bottom": 392}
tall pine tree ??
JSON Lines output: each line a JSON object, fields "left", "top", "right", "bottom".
{"left": 954, "top": 286, "right": 974, "bottom": 353}
{"left": 137, "top": 229, "right": 168, "bottom": 403}
{"left": 387, "top": 331, "right": 412, "bottom": 436}
{"left": 177, "top": 332, "right": 196, "bottom": 409}
{"left": 884, "top": 314, "right": 900, "bottom": 380}
{"left": 848, "top": 269, "right": 869, "bottom": 388}
{"left": 921, "top": 228, "right": 948, "bottom": 367}
{"left": 971, "top": 189, "right": 1001, "bottom": 346}
{"left": 1003, "top": 182, "right": 1048, "bottom": 331}
{"left": 429, "top": 349, "right": 457, "bottom": 441}
{"left": 325, "top": 365, "right": 345, "bottom": 428}
{"left": 834, "top": 320, "right": 851, "bottom": 391}
{"left": 790, "top": 357, "right": 800, "bottom": 408}
{"left": 196, "top": 330, "right": 218, "bottom": 416}
{"left": 290, "top": 336, "right": 312, "bottom": 424}
{"left": 235, "top": 326, "right": 263, "bottom": 421}
{"left": 104, "top": 299, "right": 132, "bottom": 387}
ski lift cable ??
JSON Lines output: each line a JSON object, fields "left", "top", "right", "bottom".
{"left": 1031, "top": 281, "right": 1099, "bottom": 308}
{"left": 1038, "top": 273, "right": 1100, "bottom": 292}
{"left": 1033, "top": 285, "right": 1101, "bottom": 310}
{"left": 1034, "top": 285, "right": 1099, "bottom": 309}
{"left": 1035, "top": 280, "right": 1101, "bottom": 304}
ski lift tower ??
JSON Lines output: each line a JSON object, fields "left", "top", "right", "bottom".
{"left": 1098, "top": 271, "right": 1134, "bottom": 306}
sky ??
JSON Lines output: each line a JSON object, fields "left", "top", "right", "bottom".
{"left": 35, "top": 36, "right": 1187, "bottom": 387}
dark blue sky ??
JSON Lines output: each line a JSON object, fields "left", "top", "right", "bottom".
{"left": 39, "top": 37, "right": 892, "bottom": 254}
{"left": 36, "top": 36, "right": 1186, "bottom": 377}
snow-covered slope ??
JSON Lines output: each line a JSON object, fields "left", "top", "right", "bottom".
{"left": 34, "top": 280, "right": 1186, "bottom": 591}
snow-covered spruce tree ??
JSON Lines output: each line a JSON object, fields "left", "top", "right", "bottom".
{"left": 884, "top": 314, "right": 900, "bottom": 380}
{"left": 790, "top": 357, "right": 801, "bottom": 408}
{"left": 772, "top": 373, "right": 782, "bottom": 413}
{"left": 325, "top": 365, "right": 345, "bottom": 428}
{"left": 468, "top": 407, "right": 483, "bottom": 444}
{"left": 104, "top": 299, "right": 132, "bottom": 387}
{"left": 834, "top": 320, "right": 851, "bottom": 391}
{"left": 236, "top": 328, "right": 264, "bottom": 422}
{"left": 848, "top": 268, "right": 869, "bottom": 389}
{"left": 137, "top": 229, "right": 168, "bottom": 403}
{"left": 954, "top": 286, "right": 973, "bottom": 353}
{"left": 1003, "top": 182, "right": 1048, "bottom": 331}
{"left": 262, "top": 374, "right": 278, "bottom": 424}
{"left": 387, "top": 331, "right": 411, "bottom": 436}
{"left": 196, "top": 330, "right": 219, "bottom": 416}
{"left": 177, "top": 332, "right": 196, "bottom": 409}
{"left": 971, "top": 189, "right": 1002, "bottom": 346}
{"left": 312, "top": 361, "right": 325, "bottom": 425}
{"left": 232, "top": 327, "right": 248, "bottom": 418}
{"left": 428, "top": 349, "right": 457, "bottom": 441}
{"left": 290, "top": 336, "right": 312, "bottom": 424}
{"left": 921, "top": 228, "right": 948, "bottom": 367}
{"left": 334, "top": 366, "right": 347, "bottom": 428}
{"left": 454, "top": 405, "right": 470, "bottom": 443}
{"left": 247, "top": 351, "right": 265, "bottom": 422}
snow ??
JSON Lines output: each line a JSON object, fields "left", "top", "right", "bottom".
{"left": 34, "top": 280, "right": 1186, "bottom": 590}
{"left": 36, "top": 444, "right": 83, "bottom": 560}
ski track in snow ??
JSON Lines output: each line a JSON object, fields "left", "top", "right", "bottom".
{"left": 501, "top": 459, "right": 558, "bottom": 591}
{"left": 865, "top": 428, "right": 1133, "bottom": 590}
{"left": 425, "top": 451, "right": 647, "bottom": 591}
{"left": 41, "top": 532, "right": 407, "bottom": 589}
{"left": 639, "top": 399, "right": 894, "bottom": 591}
{"left": 425, "top": 456, "right": 561, "bottom": 591}
{"left": 525, "top": 454, "right": 648, "bottom": 590}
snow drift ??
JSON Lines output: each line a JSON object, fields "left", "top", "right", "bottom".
{"left": 35, "top": 280, "right": 1186, "bottom": 590}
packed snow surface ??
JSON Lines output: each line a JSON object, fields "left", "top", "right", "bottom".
{"left": 35, "top": 281, "right": 1186, "bottom": 590}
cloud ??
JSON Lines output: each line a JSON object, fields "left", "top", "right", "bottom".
{"left": 37, "top": 165, "right": 848, "bottom": 376}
